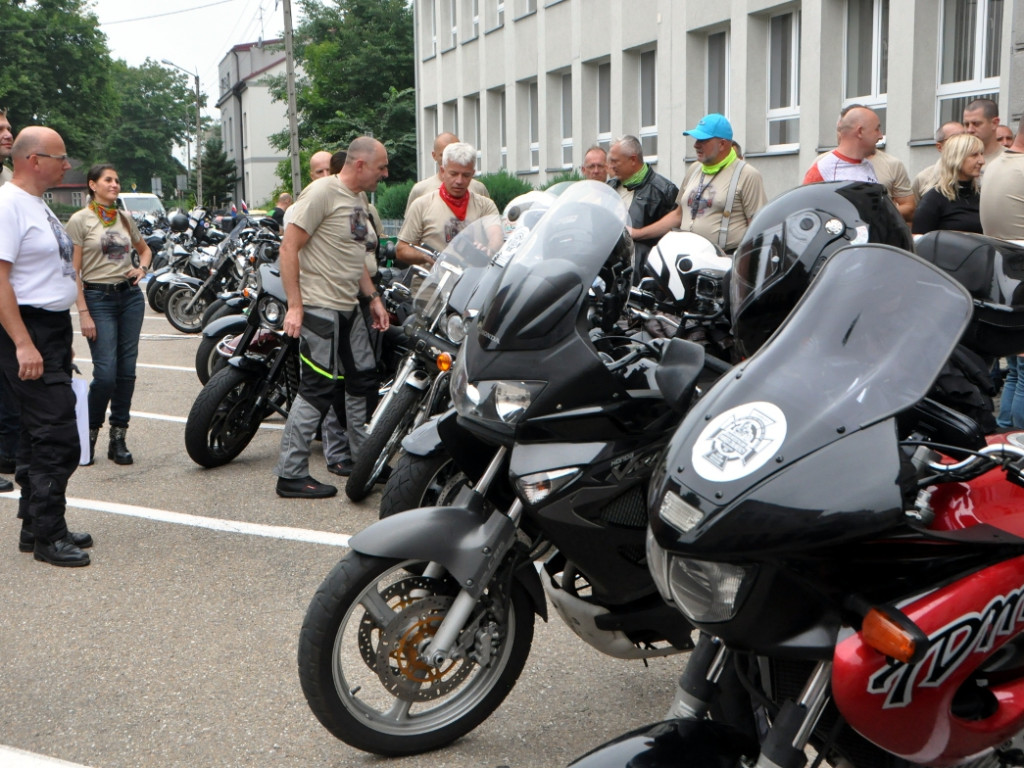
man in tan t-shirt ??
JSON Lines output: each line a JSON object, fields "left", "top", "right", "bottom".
{"left": 980, "top": 121, "right": 1024, "bottom": 239}
{"left": 274, "top": 136, "right": 391, "bottom": 499}
{"left": 398, "top": 142, "right": 499, "bottom": 267}
{"left": 405, "top": 133, "right": 489, "bottom": 214}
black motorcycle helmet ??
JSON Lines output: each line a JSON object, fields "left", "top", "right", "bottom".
{"left": 730, "top": 181, "right": 911, "bottom": 358}
{"left": 169, "top": 211, "right": 190, "bottom": 233}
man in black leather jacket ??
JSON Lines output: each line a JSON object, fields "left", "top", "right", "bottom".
{"left": 607, "top": 135, "right": 678, "bottom": 280}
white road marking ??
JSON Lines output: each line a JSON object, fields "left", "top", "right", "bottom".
{"left": 0, "top": 493, "right": 350, "bottom": 548}
{"left": 0, "top": 744, "right": 96, "bottom": 767}
{"left": 128, "top": 410, "right": 284, "bottom": 429}
{"left": 78, "top": 359, "right": 196, "bottom": 373}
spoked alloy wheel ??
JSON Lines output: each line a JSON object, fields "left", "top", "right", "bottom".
{"left": 297, "top": 552, "right": 534, "bottom": 756}
{"left": 379, "top": 452, "right": 474, "bottom": 519}
{"left": 164, "top": 285, "right": 208, "bottom": 333}
{"left": 184, "top": 366, "right": 264, "bottom": 467}
{"left": 147, "top": 278, "right": 172, "bottom": 313}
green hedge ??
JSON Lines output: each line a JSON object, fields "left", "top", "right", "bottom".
{"left": 478, "top": 170, "right": 535, "bottom": 213}
{"left": 375, "top": 179, "right": 415, "bottom": 220}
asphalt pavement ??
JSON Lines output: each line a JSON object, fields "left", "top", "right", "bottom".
{"left": 0, "top": 304, "right": 687, "bottom": 768}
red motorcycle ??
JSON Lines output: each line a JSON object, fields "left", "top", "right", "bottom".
{"left": 571, "top": 195, "right": 1024, "bottom": 767}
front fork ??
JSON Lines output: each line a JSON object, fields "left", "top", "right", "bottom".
{"left": 420, "top": 446, "right": 519, "bottom": 667}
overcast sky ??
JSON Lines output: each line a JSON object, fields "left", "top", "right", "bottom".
{"left": 91, "top": 0, "right": 290, "bottom": 114}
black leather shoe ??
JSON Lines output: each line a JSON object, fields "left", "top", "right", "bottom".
{"left": 326, "top": 460, "right": 355, "bottom": 477}
{"left": 276, "top": 475, "right": 337, "bottom": 499}
{"left": 0, "top": 476, "right": 12, "bottom": 493}
{"left": 20, "top": 529, "right": 93, "bottom": 553}
{"left": 34, "top": 534, "right": 91, "bottom": 567}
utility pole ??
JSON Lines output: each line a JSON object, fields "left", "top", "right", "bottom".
{"left": 162, "top": 59, "right": 204, "bottom": 206}
{"left": 282, "top": 0, "right": 302, "bottom": 195}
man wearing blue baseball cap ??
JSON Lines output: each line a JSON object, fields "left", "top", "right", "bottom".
{"left": 629, "top": 113, "right": 765, "bottom": 254}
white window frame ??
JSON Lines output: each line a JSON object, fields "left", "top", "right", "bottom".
{"left": 766, "top": 11, "right": 800, "bottom": 151}
{"left": 597, "top": 62, "right": 612, "bottom": 152}
{"left": 497, "top": 0, "right": 504, "bottom": 27}
{"left": 935, "top": 0, "right": 1003, "bottom": 124}
{"left": 706, "top": 30, "right": 730, "bottom": 117}
{"left": 449, "top": 0, "right": 458, "bottom": 47}
{"left": 844, "top": 0, "right": 888, "bottom": 125}
{"left": 528, "top": 80, "right": 540, "bottom": 171}
{"left": 71, "top": 191, "right": 84, "bottom": 207}
{"left": 499, "top": 90, "right": 507, "bottom": 170}
{"left": 471, "top": 0, "right": 479, "bottom": 37}
{"left": 426, "top": 0, "right": 438, "bottom": 57}
{"left": 560, "top": 72, "right": 573, "bottom": 169}
{"left": 639, "top": 49, "right": 658, "bottom": 162}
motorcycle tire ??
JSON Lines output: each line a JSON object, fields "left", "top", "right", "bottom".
{"left": 297, "top": 551, "right": 534, "bottom": 756}
{"left": 164, "top": 285, "right": 208, "bottom": 334}
{"left": 201, "top": 298, "right": 235, "bottom": 329}
{"left": 379, "top": 451, "right": 474, "bottom": 519}
{"left": 184, "top": 366, "right": 264, "bottom": 467}
{"left": 147, "top": 278, "right": 172, "bottom": 313}
{"left": 345, "top": 384, "right": 422, "bottom": 503}
{"left": 195, "top": 330, "right": 234, "bottom": 385}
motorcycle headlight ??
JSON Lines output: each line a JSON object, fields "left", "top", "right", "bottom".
{"left": 450, "top": 354, "right": 544, "bottom": 427}
{"left": 258, "top": 295, "right": 285, "bottom": 329}
{"left": 646, "top": 528, "right": 753, "bottom": 624}
{"left": 445, "top": 313, "right": 466, "bottom": 344}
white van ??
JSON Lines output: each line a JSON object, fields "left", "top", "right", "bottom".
{"left": 117, "top": 193, "right": 166, "bottom": 219}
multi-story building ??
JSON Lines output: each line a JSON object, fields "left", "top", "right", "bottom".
{"left": 217, "top": 40, "right": 291, "bottom": 209}
{"left": 413, "top": 0, "right": 1018, "bottom": 198}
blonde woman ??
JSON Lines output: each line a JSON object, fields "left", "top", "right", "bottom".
{"left": 912, "top": 133, "right": 985, "bottom": 235}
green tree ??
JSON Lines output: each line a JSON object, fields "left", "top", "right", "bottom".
{"left": 0, "top": 0, "right": 114, "bottom": 157}
{"left": 196, "top": 136, "right": 238, "bottom": 210}
{"left": 96, "top": 60, "right": 196, "bottom": 195}
{"left": 269, "top": 0, "right": 416, "bottom": 188}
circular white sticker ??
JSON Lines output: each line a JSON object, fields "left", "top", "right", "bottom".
{"left": 691, "top": 401, "right": 788, "bottom": 482}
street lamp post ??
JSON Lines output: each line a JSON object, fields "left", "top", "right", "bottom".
{"left": 162, "top": 59, "right": 203, "bottom": 207}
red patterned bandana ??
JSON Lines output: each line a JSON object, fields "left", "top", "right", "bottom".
{"left": 439, "top": 184, "right": 470, "bottom": 221}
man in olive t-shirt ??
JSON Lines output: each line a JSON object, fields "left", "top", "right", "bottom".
{"left": 274, "top": 137, "right": 391, "bottom": 499}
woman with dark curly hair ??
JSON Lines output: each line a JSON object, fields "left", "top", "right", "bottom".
{"left": 66, "top": 163, "right": 152, "bottom": 464}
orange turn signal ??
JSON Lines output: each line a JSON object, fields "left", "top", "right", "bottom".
{"left": 862, "top": 608, "right": 917, "bottom": 664}
{"left": 436, "top": 353, "right": 453, "bottom": 372}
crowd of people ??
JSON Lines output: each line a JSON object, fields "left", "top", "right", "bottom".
{"left": 2, "top": 95, "right": 1024, "bottom": 564}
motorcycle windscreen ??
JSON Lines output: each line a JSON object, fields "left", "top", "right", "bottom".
{"left": 476, "top": 180, "right": 629, "bottom": 351}
{"left": 412, "top": 215, "right": 503, "bottom": 325}
{"left": 661, "top": 244, "right": 973, "bottom": 510}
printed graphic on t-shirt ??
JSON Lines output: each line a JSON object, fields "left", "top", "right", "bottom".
{"left": 350, "top": 208, "right": 369, "bottom": 242}
{"left": 444, "top": 217, "right": 467, "bottom": 244}
{"left": 687, "top": 186, "right": 716, "bottom": 219}
{"left": 100, "top": 229, "right": 131, "bottom": 262}
{"left": 47, "top": 212, "right": 75, "bottom": 278}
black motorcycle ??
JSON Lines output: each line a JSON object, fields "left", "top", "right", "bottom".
{"left": 297, "top": 182, "right": 717, "bottom": 756}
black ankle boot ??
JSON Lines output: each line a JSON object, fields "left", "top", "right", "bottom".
{"left": 87, "top": 428, "right": 99, "bottom": 466}
{"left": 108, "top": 425, "right": 133, "bottom": 465}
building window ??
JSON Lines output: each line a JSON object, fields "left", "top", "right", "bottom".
{"left": 242, "top": 111, "right": 248, "bottom": 149}
{"left": 528, "top": 80, "right": 540, "bottom": 171}
{"left": 444, "top": 100, "right": 459, "bottom": 134}
{"left": 707, "top": 31, "right": 729, "bottom": 117}
{"left": 845, "top": 0, "right": 888, "bottom": 130}
{"left": 519, "top": 0, "right": 536, "bottom": 15}
{"left": 499, "top": 90, "right": 507, "bottom": 170}
{"left": 470, "top": 0, "right": 479, "bottom": 37}
{"left": 937, "top": 0, "right": 1002, "bottom": 123}
{"left": 72, "top": 191, "right": 84, "bottom": 207}
{"left": 497, "top": 0, "right": 504, "bottom": 27}
{"left": 767, "top": 11, "right": 800, "bottom": 149}
{"left": 43, "top": 192, "right": 53, "bottom": 203}
{"left": 449, "top": 0, "right": 458, "bottom": 47}
{"left": 561, "top": 73, "right": 573, "bottom": 168}
{"left": 466, "top": 94, "right": 482, "bottom": 167}
{"left": 597, "top": 62, "right": 611, "bottom": 151}
{"left": 639, "top": 49, "right": 657, "bottom": 159}
{"left": 423, "top": 0, "right": 437, "bottom": 57}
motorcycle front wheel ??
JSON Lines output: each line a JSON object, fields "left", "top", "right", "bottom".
{"left": 184, "top": 366, "right": 264, "bottom": 467}
{"left": 379, "top": 451, "right": 474, "bottom": 519}
{"left": 146, "top": 278, "right": 172, "bottom": 313}
{"left": 345, "top": 384, "right": 423, "bottom": 503}
{"left": 194, "top": 330, "right": 234, "bottom": 385}
{"left": 298, "top": 551, "right": 534, "bottom": 756}
{"left": 164, "top": 285, "right": 208, "bottom": 334}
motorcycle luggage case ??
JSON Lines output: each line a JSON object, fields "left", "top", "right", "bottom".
{"left": 915, "top": 230, "right": 1024, "bottom": 356}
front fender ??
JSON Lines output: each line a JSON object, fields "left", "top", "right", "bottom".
{"left": 569, "top": 719, "right": 757, "bottom": 768}
{"left": 203, "top": 313, "right": 249, "bottom": 339}
{"left": 348, "top": 505, "right": 546, "bottom": 618}
{"left": 400, "top": 413, "right": 445, "bottom": 456}
{"left": 161, "top": 274, "right": 204, "bottom": 288}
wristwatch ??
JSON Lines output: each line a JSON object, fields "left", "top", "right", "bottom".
{"left": 365, "top": 290, "right": 380, "bottom": 300}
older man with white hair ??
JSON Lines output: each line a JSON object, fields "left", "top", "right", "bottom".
{"left": 397, "top": 142, "right": 498, "bottom": 267}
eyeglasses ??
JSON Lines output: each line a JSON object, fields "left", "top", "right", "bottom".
{"left": 29, "top": 152, "right": 69, "bottom": 162}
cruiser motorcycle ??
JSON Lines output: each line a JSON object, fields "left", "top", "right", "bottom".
{"left": 572, "top": 213, "right": 1024, "bottom": 765}
{"left": 298, "top": 182, "right": 718, "bottom": 756}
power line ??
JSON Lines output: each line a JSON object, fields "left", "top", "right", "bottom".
{"left": 99, "top": 0, "right": 238, "bottom": 26}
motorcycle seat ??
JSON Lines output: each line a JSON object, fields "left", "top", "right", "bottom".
{"left": 654, "top": 338, "right": 705, "bottom": 415}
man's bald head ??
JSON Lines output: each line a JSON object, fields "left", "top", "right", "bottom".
{"left": 11, "top": 125, "right": 61, "bottom": 162}
{"left": 342, "top": 136, "right": 389, "bottom": 193}
{"left": 432, "top": 132, "right": 459, "bottom": 167}
{"left": 309, "top": 150, "right": 333, "bottom": 180}
{"left": 836, "top": 107, "right": 882, "bottom": 159}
